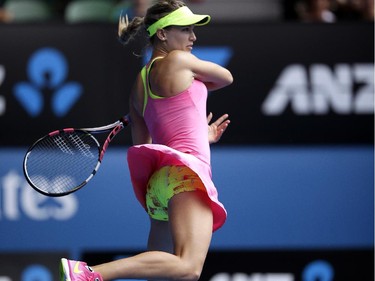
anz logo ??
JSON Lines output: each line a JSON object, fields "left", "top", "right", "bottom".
{"left": 262, "top": 63, "right": 374, "bottom": 115}
{"left": 144, "top": 46, "right": 233, "bottom": 70}
{"left": 13, "top": 47, "right": 82, "bottom": 117}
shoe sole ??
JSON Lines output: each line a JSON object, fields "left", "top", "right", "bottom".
{"left": 60, "top": 258, "right": 71, "bottom": 281}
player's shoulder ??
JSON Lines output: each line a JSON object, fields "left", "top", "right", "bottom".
{"left": 165, "top": 50, "right": 196, "bottom": 63}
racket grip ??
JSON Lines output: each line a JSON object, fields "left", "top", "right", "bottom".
{"left": 121, "top": 114, "right": 131, "bottom": 125}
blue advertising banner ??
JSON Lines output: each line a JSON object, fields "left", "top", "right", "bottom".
{"left": 0, "top": 146, "right": 373, "bottom": 254}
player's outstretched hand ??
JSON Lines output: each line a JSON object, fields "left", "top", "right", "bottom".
{"left": 207, "top": 112, "right": 230, "bottom": 144}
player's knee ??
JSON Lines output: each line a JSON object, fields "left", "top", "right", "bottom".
{"left": 177, "top": 262, "right": 202, "bottom": 281}
{"left": 185, "top": 268, "right": 201, "bottom": 281}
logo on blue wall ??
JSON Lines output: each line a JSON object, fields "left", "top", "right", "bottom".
{"left": 13, "top": 47, "right": 82, "bottom": 117}
{"left": 302, "top": 260, "right": 334, "bottom": 281}
{"left": 193, "top": 47, "right": 233, "bottom": 67}
{"left": 143, "top": 46, "right": 233, "bottom": 69}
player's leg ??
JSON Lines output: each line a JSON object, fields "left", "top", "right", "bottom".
{"left": 147, "top": 218, "right": 173, "bottom": 254}
{"left": 89, "top": 190, "right": 212, "bottom": 281}
{"left": 167, "top": 189, "right": 213, "bottom": 281}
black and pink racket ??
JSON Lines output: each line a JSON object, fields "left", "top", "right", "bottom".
{"left": 23, "top": 115, "right": 130, "bottom": 196}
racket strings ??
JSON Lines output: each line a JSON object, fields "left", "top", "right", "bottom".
{"left": 25, "top": 131, "right": 100, "bottom": 195}
{"left": 54, "top": 135, "right": 74, "bottom": 155}
{"left": 68, "top": 133, "right": 96, "bottom": 158}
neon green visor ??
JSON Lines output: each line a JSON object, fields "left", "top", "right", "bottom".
{"left": 147, "top": 6, "right": 211, "bottom": 37}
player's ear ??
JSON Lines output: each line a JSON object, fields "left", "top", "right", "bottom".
{"left": 156, "top": 29, "right": 167, "bottom": 42}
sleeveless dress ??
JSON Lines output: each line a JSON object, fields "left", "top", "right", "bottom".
{"left": 127, "top": 58, "right": 227, "bottom": 231}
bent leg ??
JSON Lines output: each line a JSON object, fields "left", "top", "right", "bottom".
{"left": 92, "top": 190, "right": 213, "bottom": 281}
{"left": 168, "top": 189, "right": 213, "bottom": 280}
{"left": 147, "top": 218, "right": 173, "bottom": 254}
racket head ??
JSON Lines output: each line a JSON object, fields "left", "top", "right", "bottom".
{"left": 23, "top": 129, "right": 101, "bottom": 197}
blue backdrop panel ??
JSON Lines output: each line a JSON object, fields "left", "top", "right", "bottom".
{"left": 0, "top": 146, "right": 373, "bottom": 256}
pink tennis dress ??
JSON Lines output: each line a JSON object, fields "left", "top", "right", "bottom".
{"left": 127, "top": 62, "right": 227, "bottom": 232}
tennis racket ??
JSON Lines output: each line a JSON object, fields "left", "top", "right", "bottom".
{"left": 23, "top": 115, "right": 130, "bottom": 197}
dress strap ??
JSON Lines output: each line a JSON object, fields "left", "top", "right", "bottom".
{"left": 141, "top": 57, "right": 163, "bottom": 116}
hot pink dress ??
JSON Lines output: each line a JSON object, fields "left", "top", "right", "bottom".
{"left": 127, "top": 64, "right": 227, "bottom": 232}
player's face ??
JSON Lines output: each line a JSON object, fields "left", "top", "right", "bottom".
{"left": 164, "top": 25, "right": 197, "bottom": 52}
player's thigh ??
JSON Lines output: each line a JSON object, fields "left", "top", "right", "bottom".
{"left": 147, "top": 218, "right": 174, "bottom": 253}
{"left": 168, "top": 190, "right": 213, "bottom": 263}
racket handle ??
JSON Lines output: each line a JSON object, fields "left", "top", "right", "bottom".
{"left": 121, "top": 114, "right": 131, "bottom": 125}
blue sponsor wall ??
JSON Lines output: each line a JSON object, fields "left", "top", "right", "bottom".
{"left": 0, "top": 146, "right": 373, "bottom": 256}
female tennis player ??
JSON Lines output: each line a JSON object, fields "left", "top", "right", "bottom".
{"left": 60, "top": 0, "right": 233, "bottom": 280}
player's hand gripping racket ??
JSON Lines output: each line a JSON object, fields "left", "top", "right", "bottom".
{"left": 23, "top": 115, "right": 130, "bottom": 196}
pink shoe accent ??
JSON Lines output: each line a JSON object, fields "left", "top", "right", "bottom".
{"left": 60, "top": 258, "right": 103, "bottom": 281}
